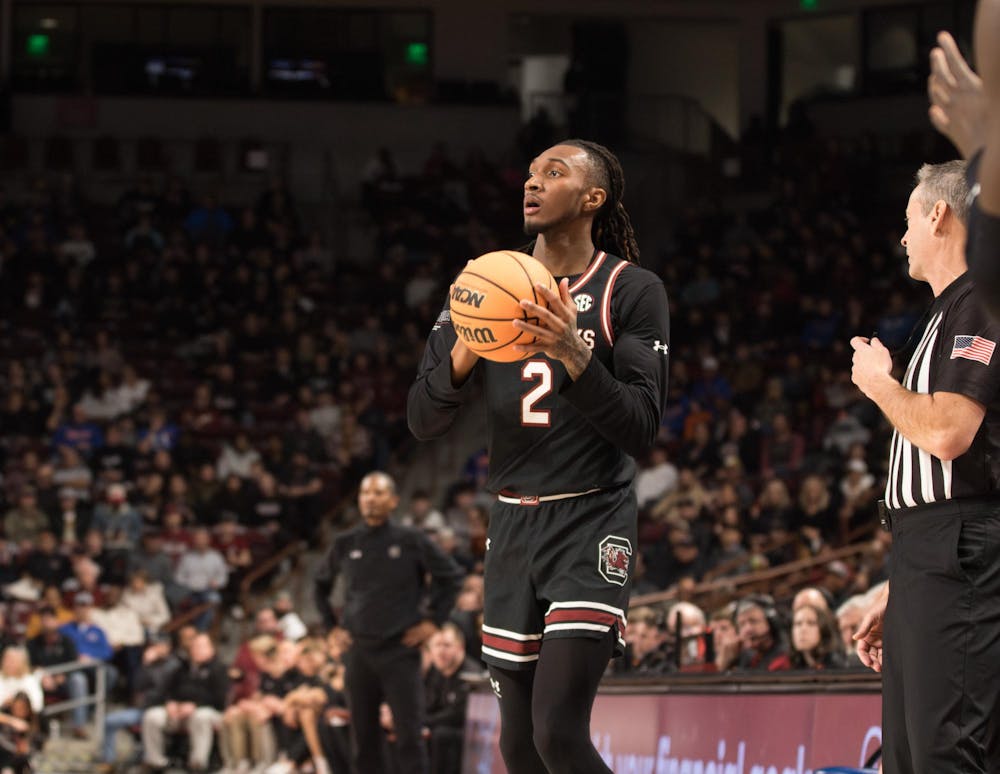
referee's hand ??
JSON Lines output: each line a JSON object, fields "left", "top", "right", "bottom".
{"left": 853, "top": 582, "right": 889, "bottom": 672}
{"left": 850, "top": 336, "right": 893, "bottom": 399}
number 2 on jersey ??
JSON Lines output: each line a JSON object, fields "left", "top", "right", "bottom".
{"left": 521, "top": 360, "right": 552, "bottom": 427}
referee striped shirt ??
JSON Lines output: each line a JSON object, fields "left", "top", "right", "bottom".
{"left": 884, "top": 273, "right": 1000, "bottom": 511}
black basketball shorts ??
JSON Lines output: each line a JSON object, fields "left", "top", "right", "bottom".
{"left": 481, "top": 484, "right": 636, "bottom": 670}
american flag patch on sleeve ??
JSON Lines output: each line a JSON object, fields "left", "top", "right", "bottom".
{"left": 951, "top": 335, "right": 997, "bottom": 365}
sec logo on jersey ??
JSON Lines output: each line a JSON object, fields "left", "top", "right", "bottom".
{"left": 574, "top": 294, "right": 594, "bottom": 313}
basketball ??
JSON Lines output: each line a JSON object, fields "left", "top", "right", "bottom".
{"left": 449, "top": 250, "right": 556, "bottom": 362}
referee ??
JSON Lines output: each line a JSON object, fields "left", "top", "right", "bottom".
{"left": 852, "top": 160, "right": 1000, "bottom": 773}
{"left": 314, "top": 471, "right": 463, "bottom": 774}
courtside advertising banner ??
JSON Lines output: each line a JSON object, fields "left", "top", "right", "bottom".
{"left": 463, "top": 690, "right": 881, "bottom": 774}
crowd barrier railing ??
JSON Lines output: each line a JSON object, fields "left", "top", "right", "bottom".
{"left": 39, "top": 658, "right": 108, "bottom": 748}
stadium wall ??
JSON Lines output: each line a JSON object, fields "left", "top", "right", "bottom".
{"left": 464, "top": 678, "right": 882, "bottom": 774}
{"left": 10, "top": 95, "right": 522, "bottom": 188}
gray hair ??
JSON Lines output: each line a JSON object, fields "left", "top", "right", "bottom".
{"left": 667, "top": 601, "right": 707, "bottom": 629}
{"left": 835, "top": 593, "right": 866, "bottom": 618}
{"left": 914, "top": 160, "right": 970, "bottom": 226}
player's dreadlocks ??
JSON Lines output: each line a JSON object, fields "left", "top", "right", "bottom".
{"left": 562, "top": 138, "right": 640, "bottom": 264}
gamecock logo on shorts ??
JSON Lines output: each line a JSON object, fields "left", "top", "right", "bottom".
{"left": 598, "top": 535, "right": 632, "bottom": 586}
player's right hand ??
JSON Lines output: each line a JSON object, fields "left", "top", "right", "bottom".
{"left": 928, "top": 31, "right": 987, "bottom": 159}
{"left": 853, "top": 582, "right": 889, "bottom": 672}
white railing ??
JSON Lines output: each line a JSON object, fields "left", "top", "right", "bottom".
{"left": 39, "top": 659, "right": 108, "bottom": 748}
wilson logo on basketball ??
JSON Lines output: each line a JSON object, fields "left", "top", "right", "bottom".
{"left": 574, "top": 294, "right": 594, "bottom": 313}
{"left": 455, "top": 323, "right": 498, "bottom": 345}
{"left": 598, "top": 535, "right": 632, "bottom": 586}
{"left": 451, "top": 285, "right": 486, "bottom": 309}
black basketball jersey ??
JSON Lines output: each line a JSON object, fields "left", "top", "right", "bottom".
{"left": 408, "top": 250, "right": 670, "bottom": 496}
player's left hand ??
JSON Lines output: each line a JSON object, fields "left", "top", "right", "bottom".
{"left": 513, "top": 277, "right": 592, "bottom": 379}
{"left": 402, "top": 619, "right": 438, "bottom": 648}
{"left": 850, "top": 336, "right": 893, "bottom": 398}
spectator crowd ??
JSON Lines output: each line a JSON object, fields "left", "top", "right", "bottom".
{"left": 0, "top": 125, "right": 931, "bottom": 770}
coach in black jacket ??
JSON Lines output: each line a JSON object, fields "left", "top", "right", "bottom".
{"left": 314, "top": 471, "right": 463, "bottom": 774}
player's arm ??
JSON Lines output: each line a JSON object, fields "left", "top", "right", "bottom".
{"left": 977, "top": 0, "right": 1000, "bottom": 214}
{"left": 965, "top": 145, "right": 1000, "bottom": 321}
{"left": 406, "top": 302, "right": 480, "bottom": 441}
{"left": 961, "top": 0, "right": 1000, "bottom": 319}
{"left": 536, "top": 275, "right": 669, "bottom": 458}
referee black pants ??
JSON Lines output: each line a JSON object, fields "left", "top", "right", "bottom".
{"left": 884, "top": 500, "right": 1000, "bottom": 774}
{"left": 344, "top": 637, "right": 428, "bottom": 774}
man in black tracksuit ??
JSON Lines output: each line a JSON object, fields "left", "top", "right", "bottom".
{"left": 314, "top": 471, "right": 463, "bottom": 774}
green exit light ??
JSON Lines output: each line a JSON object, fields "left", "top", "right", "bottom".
{"left": 405, "top": 42, "right": 428, "bottom": 67}
{"left": 26, "top": 33, "right": 50, "bottom": 57}
{"left": 800, "top": 0, "right": 819, "bottom": 8}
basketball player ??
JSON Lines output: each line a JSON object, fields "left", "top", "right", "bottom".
{"left": 928, "top": 5, "right": 1000, "bottom": 316}
{"left": 408, "top": 140, "right": 670, "bottom": 774}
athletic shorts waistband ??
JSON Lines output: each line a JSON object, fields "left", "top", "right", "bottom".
{"left": 496, "top": 487, "right": 603, "bottom": 506}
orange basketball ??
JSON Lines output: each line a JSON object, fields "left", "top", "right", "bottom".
{"left": 449, "top": 250, "right": 556, "bottom": 363}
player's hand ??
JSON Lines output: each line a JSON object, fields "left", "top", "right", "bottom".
{"left": 513, "top": 277, "right": 592, "bottom": 379}
{"left": 448, "top": 283, "right": 480, "bottom": 386}
{"left": 928, "top": 31, "right": 987, "bottom": 159}
{"left": 854, "top": 583, "right": 889, "bottom": 672}
{"left": 850, "top": 336, "right": 893, "bottom": 398}
{"left": 402, "top": 619, "right": 437, "bottom": 648}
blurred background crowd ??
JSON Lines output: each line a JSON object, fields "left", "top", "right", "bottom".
{"left": 10, "top": 4, "right": 987, "bottom": 763}
{"left": 0, "top": 123, "right": 924, "bottom": 771}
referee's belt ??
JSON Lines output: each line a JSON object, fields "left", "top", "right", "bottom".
{"left": 879, "top": 496, "right": 1000, "bottom": 530}
{"left": 497, "top": 487, "right": 603, "bottom": 506}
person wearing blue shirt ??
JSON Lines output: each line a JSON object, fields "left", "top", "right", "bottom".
{"left": 58, "top": 591, "right": 118, "bottom": 714}
{"left": 59, "top": 593, "right": 113, "bottom": 662}
{"left": 52, "top": 405, "right": 104, "bottom": 457}
{"left": 136, "top": 409, "right": 179, "bottom": 454}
